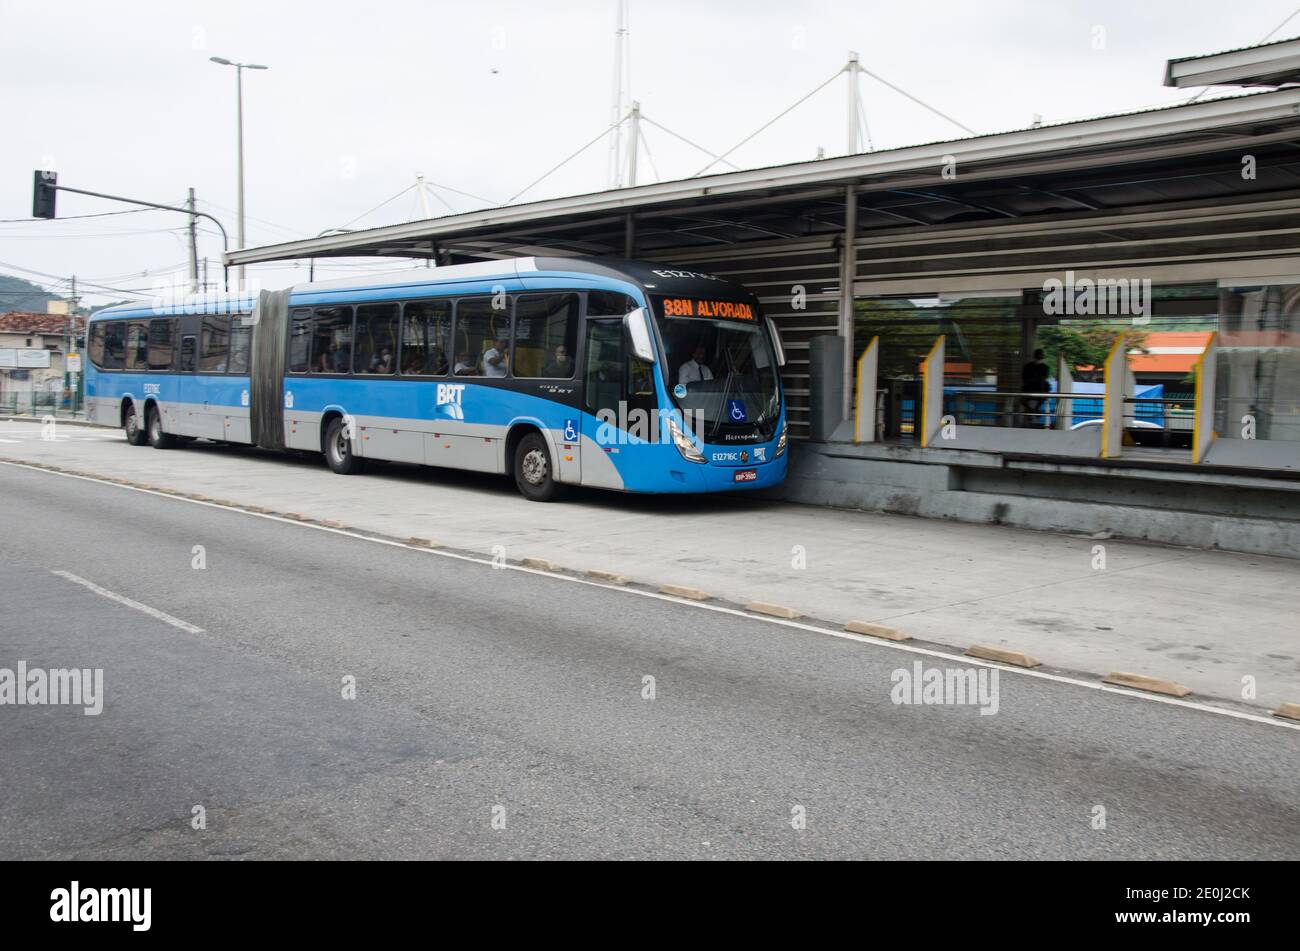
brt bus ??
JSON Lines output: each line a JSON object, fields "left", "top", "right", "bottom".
{"left": 84, "top": 257, "right": 788, "bottom": 501}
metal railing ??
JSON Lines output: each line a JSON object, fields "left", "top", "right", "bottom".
{"left": 940, "top": 389, "right": 1194, "bottom": 429}
{"left": 0, "top": 393, "right": 84, "bottom": 418}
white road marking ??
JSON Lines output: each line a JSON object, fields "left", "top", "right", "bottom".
{"left": 5, "top": 458, "right": 1296, "bottom": 733}
{"left": 0, "top": 438, "right": 19, "bottom": 444}
{"left": 50, "top": 569, "right": 205, "bottom": 634}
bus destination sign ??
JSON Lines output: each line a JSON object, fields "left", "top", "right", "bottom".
{"left": 656, "top": 297, "right": 756, "bottom": 321}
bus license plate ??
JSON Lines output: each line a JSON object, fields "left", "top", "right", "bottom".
{"left": 734, "top": 469, "right": 758, "bottom": 483}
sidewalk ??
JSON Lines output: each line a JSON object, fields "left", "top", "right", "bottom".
{"left": 2, "top": 420, "right": 1297, "bottom": 711}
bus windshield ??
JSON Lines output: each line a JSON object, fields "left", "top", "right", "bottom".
{"left": 651, "top": 296, "right": 780, "bottom": 440}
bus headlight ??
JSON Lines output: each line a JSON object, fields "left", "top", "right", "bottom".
{"left": 775, "top": 420, "right": 788, "bottom": 457}
{"left": 667, "top": 416, "right": 706, "bottom": 464}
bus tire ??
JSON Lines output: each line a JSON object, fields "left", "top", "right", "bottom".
{"left": 513, "top": 431, "right": 562, "bottom": 502}
{"left": 146, "top": 405, "right": 179, "bottom": 449}
{"left": 123, "top": 402, "right": 148, "bottom": 446}
{"left": 324, "top": 416, "right": 366, "bottom": 475}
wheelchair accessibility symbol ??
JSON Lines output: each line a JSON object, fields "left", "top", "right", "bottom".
{"left": 727, "top": 399, "right": 747, "bottom": 423}
{"left": 563, "top": 419, "right": 578, "bottom": 442}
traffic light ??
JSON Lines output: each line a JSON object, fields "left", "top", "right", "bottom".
{"left": 33, "top": 170, "right": 57, "bottom": 219}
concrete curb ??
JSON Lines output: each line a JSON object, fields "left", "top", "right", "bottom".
{"left": 745, "top": 601, "right": 802, "bottom": 619}
{"left": 1272, "top": 702, "right": 1300, "bottom": 721}
{"left": 965, "top": 644, "right": 1042, "bottom": 668}
{"left": 585, "top": 569, "right": 630, "bottom": 585}
{"left": 521, "top": 557, "right": 563, "bottom": 572}
{"left": 1103, "top": 671, "right": 1192, "bottom": 698}
{"left": 659, "top": 583, "right": 710, "bottom": 600}
{"left": 843, "top": 620, "right": 911, "bottom": 641}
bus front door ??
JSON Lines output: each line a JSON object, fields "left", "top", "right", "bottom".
{"left": 580, "top": 318, "right": 626, "bottom": 491}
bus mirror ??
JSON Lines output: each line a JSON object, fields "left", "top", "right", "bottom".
{"left": 625, "top": 307, "right": 656, "bottom": 363}
{"left": 766, "top": 316, "right": 787, "bottom": 366}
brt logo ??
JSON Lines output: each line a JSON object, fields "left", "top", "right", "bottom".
{"left": 436, "top": 383, "right": 465, "bottom": 420}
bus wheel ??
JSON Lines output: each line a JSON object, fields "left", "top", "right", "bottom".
{"left": 146, "top": 406, "right": 179, "bottom": 449}
{"left": 123, "top": 403, "right": 148, "bottom": 446}
{"left": 514, "top": 432, "right": 562, "bottom": 502}
{"left": 324, "top": 416, "right": 366, "bottom": 475}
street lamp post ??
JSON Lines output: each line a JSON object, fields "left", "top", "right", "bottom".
{"left": 210, "top": 56, "right": 268, "bottom": 287}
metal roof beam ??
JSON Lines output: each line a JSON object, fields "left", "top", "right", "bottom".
{"left": 225, "top": 89, "right": 1300, "bottom": 266}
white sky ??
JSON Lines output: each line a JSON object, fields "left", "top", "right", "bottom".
{"left": 2, "top": 0, "right": 1297, "bottom": 305}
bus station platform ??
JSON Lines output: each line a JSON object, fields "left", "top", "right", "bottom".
{"left": 780, "top": 438, "right": 1300, "bottom": 560}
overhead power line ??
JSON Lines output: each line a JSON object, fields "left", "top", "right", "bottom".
{"left": 0, "top": 260, "right": 154, "bottom": 298}
{"left": 0, "top": 207, "right": 158, "bottom": 225}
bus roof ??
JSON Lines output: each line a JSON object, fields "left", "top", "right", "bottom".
{"left": 87, "top": 256, "right": 749, "bottom": 321}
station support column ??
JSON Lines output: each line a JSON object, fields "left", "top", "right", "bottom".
{"left": 838, "top": 185, "right": 858, "bottom": 420}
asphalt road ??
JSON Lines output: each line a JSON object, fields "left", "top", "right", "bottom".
{"left": 0, "top": 462, "right": 1296, "bottom": 860}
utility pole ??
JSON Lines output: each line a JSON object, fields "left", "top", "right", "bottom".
{"left": 210, "top": 57, "right": 270, "bottom": 287}
{"left": 846, "top": 51, "right": 861, "bottom": 155}
{"left": 65, "top": 275, "right": 79, "bottom": 414}
{"left": 607, "top": 0, "right": 629, "bottom": 189}
{"left": 236, "top": 69, "right": 245, "bottom": 287}
{"left": 627, "top": 101, "right": 641, "bottom": 187}
{"left": 187, "top": 187, "right": 199, "bottom": 292}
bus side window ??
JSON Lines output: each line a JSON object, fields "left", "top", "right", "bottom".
{"left": 147, "top": 317, "right": 177, "bottom": 371}
{"left": 180, "top": 336, "right": 197, "bottom": 373}
{"left": 88, "top": 323, "right": 106, "bottom": 369}
{"left": 125, "top": 320, "right": 149, "bottom": 371}
{"left": 454, "top": 297, "right": 512, "bottom": 377}
{"left": 401, "top": 300, "right": 450, "bottom": 375}
{"left": 228, "top": 319, "right": 251, "bottom": 375}
{"left": 513, "top": 293, "right": 578, "bottom": 379}
{"left": 200, "top": 315, "right": 230, "bottom": 373}
{"left": 103, "top": 322, "right": 126, "bottom": 370}
{"left": 353, "top": 303, "right": 399, "bottom": 375}
{"left": 288, "top": 310, "right": 311, "bottom": 373}
{"left": 311, "top": 306, "right": 352, "bottom": 374}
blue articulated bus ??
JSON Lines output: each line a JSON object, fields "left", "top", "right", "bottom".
{"left": 84, "top": 257, "right": 788, "bottom": 501}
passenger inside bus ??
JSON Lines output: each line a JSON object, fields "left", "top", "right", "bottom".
{"left": 483, "top": 337, "right": 509, "bottom": 378}
{"left": 454, "top": 351, "right": 477, "bottom": 375}
{"left": 542, "top": 344, "right": 572, "bottom": 378}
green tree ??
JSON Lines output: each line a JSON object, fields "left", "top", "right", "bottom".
{"left": 1037, "top": 323, "right": 1147, "bottom": 381}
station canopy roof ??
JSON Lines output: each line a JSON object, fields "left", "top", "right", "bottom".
{"left": 1164, "top": 35, "right": 1300, "bottom": 89}
{"left": 226, "top": 82, "right": 1300, "bottom": 270}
